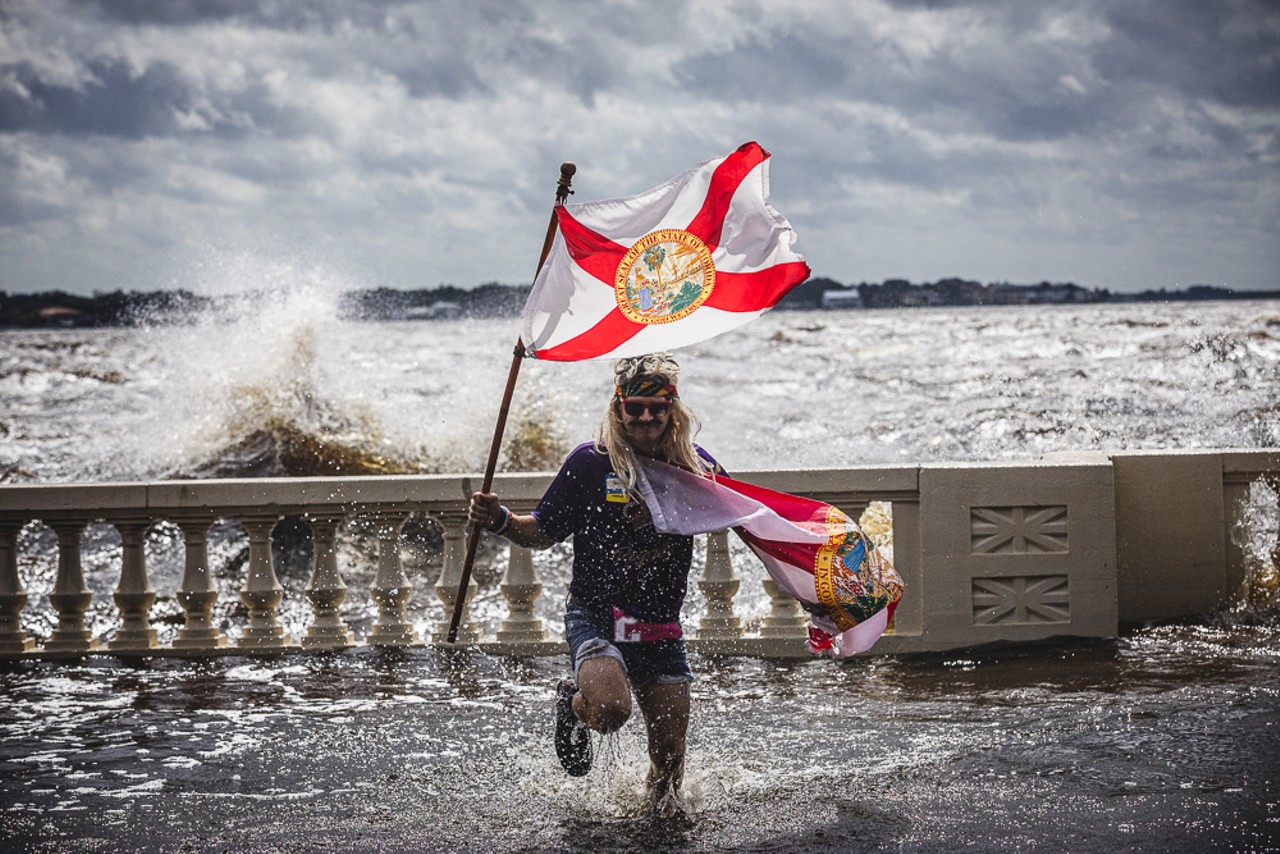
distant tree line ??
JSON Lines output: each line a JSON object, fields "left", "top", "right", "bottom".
{"left": 0, "top": 289, "right": 210, "bottom": 328}
{"left": 776, "top": 277, "right": 1273, "bottom": 309}
{"left": 1, "top": 279, "right": 1273, "bottom": 328}
{"left": 338, "top": 282, "right": 526, "bottom": 321}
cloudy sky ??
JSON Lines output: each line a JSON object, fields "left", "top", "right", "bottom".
{"left": 2, "top": 0, "right": 1277, "bottom": 296}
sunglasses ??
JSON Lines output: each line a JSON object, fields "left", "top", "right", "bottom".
{"left": 620, "top": 399, "right": 671, "bottom": 418}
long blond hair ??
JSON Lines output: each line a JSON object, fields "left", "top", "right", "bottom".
{"left": 594, "top": 352, "right": 710, "bottom": 490}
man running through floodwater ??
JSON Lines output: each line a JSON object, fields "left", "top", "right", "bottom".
{"left": 468, "top": 352, "right": 722, "bottom": 809}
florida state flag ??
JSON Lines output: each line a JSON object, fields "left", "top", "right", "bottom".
{"left": 522, "top": 142, "right": 810, "bottom": 361}
{"left": 635, "top": 456, "right": 904, "bottom": 658}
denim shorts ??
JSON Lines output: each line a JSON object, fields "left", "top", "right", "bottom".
{"left": 563, "top": 598, "right": 693, "bottom": 686}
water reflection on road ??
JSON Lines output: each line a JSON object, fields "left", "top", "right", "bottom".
{"left": 1, "top": 624, "right": 1277, "bottom": 852}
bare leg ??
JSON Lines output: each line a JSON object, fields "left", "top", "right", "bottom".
{"left": 573, "top": 655, "right": 632, "bottom": 733}
{"left": 633, "top": 679, "right": 691, "bottom": 806}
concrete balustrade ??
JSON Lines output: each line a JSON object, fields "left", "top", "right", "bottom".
{"left": 108, "top": 518, "right": 158, "bottom": 651}
{"left": 303, "top": 514, "right": 356, "bottom": 650}
{"left": 0, "top": 522, "right": 34, "bottom": 653}
{"left": 0, "top": 449, "right": 1274, "bottom": 660}
{"left": 172, "top": 517, "right": 226, "bottom": 649}
{"left": 434, "top": 512, "right": 480, "bottom": 645}
{"left": 367, "top": 512, "right": 419, "bottom": 647}
{"left": 46, "top": 521, "right": 98, "bottom": 654}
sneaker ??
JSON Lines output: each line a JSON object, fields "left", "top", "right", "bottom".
{"left": 554, "top": 678, "right": 592, "bottom": 777}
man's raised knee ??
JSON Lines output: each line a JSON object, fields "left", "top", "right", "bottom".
{"left": 584, "top": 694, "right": 631, "bottom": 733}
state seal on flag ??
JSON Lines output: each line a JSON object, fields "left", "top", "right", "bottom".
{"left": 614, "top": 229, "right": 716, "bottom": 325}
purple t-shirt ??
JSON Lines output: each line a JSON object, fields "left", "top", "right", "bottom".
{"left": 533, "top": 442, "right": 722, "bottom": 623}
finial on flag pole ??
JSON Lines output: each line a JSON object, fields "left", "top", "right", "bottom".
{"left": 445, "top": 161, "right": 576, "bottom": 645}
{"left": 556, "top": 162, "right": 576, "bottom": 203}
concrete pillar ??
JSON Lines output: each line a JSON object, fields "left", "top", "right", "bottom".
{"left": 108, "top": 518, "right": 159, "bottom": 651}
{"left": 236, "top": 516, "right": 290, "bottom": 649}
{"left": 172, "top": 518, "right": 227, "bottom": 650}
{"left": 434, "top": 512, "right": 480, "bottom": 645}
{"left": 302, "top": 515, "right": 356, "bottom": 649}
{"left": 697, "top": 530, "right": 743, "bottom": 640}
{"left": 917, "top": 458, "right": 1117, "bottom": 650}
{"left": 367, "top": 512, "right": 419, "bottom": 646}
{"left": 496, "top": 544, "right": 547, "bottom": 643}
{"left": 0, "top": 522, "right": 35, "bottom": 653}
{"left": 886, "top": 498, "right": 922, "bottom": 638}
{"left": 45, "top": 520, "right": 99, "bottom": 653}
{"left": 1112, "top": 452, "right": 1227, "bottom": 623}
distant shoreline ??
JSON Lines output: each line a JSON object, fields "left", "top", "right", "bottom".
{"left": 1, "top": 278, "right": 1277, "bottom": 329}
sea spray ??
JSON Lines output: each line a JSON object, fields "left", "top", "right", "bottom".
{"left": 104, "top": 263, "right": 569, "bottom": 479}
{"left": 127, "top": 280, "right": 411, "bottom": 478}
{"left": 1229, "top": 478, "right": 1280, "bottom": 616}
{"left": 5, "top": 300, "right": 1278, "bottom": 484}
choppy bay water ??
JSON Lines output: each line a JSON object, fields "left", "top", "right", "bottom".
{"left": 1, "top": 633, "right": 1277, "bottom": 852}
{"left": 2, "top": 295, "right": 1279, "bottom": 483}
{"left": 1, "top": 293, "right": 1279, "bottom": 850}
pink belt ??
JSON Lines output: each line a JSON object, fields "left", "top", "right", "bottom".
{"left": 611, "top": 607, "right": 683, "bottom": 643}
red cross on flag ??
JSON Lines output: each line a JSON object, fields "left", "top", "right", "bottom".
{"left": 634, "top": 456, "right": 904, "bottom": 658}
{"left": 521, "top": 142, "right": 811, "bottom": 361}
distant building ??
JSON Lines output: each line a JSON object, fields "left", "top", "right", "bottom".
{"left": 38, "top": 306, "right": 87, "bottom": 327}
{"left": 899, "top": 287, "right": 946, "bottom": 307}
{"left": 821, "top": 289, "right": 863, "bottom": 309}
{"left": 1025, "top": 283, "right": 1094, "bottom": 304}
{"left": 406, "top": 301, "right": 462, "bottom": 320}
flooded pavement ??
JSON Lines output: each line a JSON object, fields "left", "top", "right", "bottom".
{"left": 1, "top": 623, "right": 1277, "bottom": 852}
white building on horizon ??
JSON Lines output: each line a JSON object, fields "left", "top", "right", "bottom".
{"left": 821, "top": 288, "right": 863, "bottom": 309}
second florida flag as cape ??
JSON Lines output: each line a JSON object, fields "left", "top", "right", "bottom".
{"left": 635, "top": 456, "right": 905, "bottom": 657}
{"left": 522, "top": 142, "right": 810, "bottom": 361}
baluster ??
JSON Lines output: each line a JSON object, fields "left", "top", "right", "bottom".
{"left": 759, "top": 577, "right": 809, "bottom": 639}
{"left": 172, "top": 518, "right": 227, "bottom": 649}
{"left": 367, "top": 512, "right": 420, "bottom": 646}
{"left": 697, "top": 530, "right": 743, "bottom": 640}
{"left": 108, "top": 518, "right": 158, "bottom": 651}
{"left": 0, "top": 522, "right": 35, "bottom": 654}
{"left": 236, "top": 516, "right": 290, "bottom": 649}
{"left": 45, "top": 520, "right": 99, "bottom": 653}
{"left": 435, "top": 512, "right": 479, "bottom": 644}
{"left": 303, "top": 514, "right": 356, "bottom": 649}
{"left": 496, "top": 543, "right": 548, "bottom": 643}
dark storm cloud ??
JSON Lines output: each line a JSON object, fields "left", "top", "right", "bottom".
{"left": 7, "top": 0, "right": 504, "bottom": 116}
{"left": 1, "top": 59, "right": 209, "bottom": 138}
{"left": 673, "top": 33, "right": 850, "bottom": 101}
{"left": 90, "top": 0, "right": 410, "bottom": 30}
{"left": 499, "top": 34, "right": 619, "bottom": 108}
{"left": 752, "top": 0, "right": 1275, "bottom": 146}
{"left": 0, "top": 57, "right": 338, "bottom": 147}
{"left": 0, "top": 0, "right": 1276, "bottom": 294}
{"left": 1102, "top": 1, "right": 1280, "bottom": 108}
{"left": 90, "top": 0, "right": 256, "bottom": 26}
{"left": 666, "top": 7, "right": 1109, "bottom": 145}
{"left": 392, "top": 56, "right": 488, "bottom": 101}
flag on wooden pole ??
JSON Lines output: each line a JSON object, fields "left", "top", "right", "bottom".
{"left": 522, "top": 141, "right": 810, "bottom": 361}
{"left": 635, "top": 456, "right": 903, "bottom": 657}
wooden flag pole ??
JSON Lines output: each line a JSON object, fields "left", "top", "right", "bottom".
{"left": 445, "top": 161, "right": 576, "bottom": 644}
